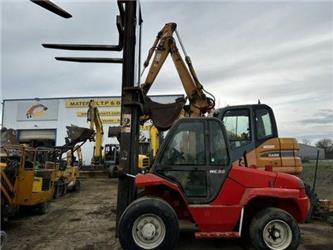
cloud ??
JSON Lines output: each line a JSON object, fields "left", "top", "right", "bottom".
{"left": 300, "top": 109, "right": 333, "bottom": 125}
{"left": 1, "top": 0, "right": 332, "bottom": 142}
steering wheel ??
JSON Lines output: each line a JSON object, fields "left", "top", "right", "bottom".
{"left": 169, "top": 148, "right": 185, "bottom": 163}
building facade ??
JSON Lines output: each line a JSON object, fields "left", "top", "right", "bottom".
{"left": 2, "top": 95, "right": 182, "bottom": 165}
{"left": 299, "top": 143, "right": 325, "bottom": 160}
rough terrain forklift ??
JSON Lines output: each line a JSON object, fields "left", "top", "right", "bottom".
{"left": 136, "top": 22, "right": 318, "bottom": 220}
{"left": 118, "top": 117, "right": 309, "bottom": 250}
{"left": 30, "top": 2, "right": 310, "bottom": 249}
{"left": 115, "top": 22, "right": 309, "bottom": 249}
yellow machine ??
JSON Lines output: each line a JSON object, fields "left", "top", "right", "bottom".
{"left": 87, "top": 99, "right": 104, "bottom": 166}
{"left": 52, "top": 125, "right": 93, "bottom": 196}
{"left": 53, "top": 147, "right": 81, "bottom": 198}
{"left": 141, "top": 23, "right": 215, "bottom": 120}
{"left": 1, "top": 145, "right": 56, "bottom": 220}
{"left": 135, "top": 22, "right": 216, "bottom": 168}
{"left": 149, "top": 125, "right": 159, "bottom": 158}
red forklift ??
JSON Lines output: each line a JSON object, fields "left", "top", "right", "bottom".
{"left": 118, "top": 117, "right": 309, "bottom": 250}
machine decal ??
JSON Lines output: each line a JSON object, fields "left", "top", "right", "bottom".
{"left": 209, "top": 169, "right": 225, "bottom": 174}
{"left": 26, "top": 103, "right": 48, "bottom": 118}
{"left": 121, "top": 114, "right": 132, "bottom": 133}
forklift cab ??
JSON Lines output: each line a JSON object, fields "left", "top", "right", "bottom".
{"left": 151, "top": 117, "right": 231, "bottom": 203}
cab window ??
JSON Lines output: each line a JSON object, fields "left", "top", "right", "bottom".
{"left": 255, "top": 108, "right": 273, "bottom": 139}
{"left": 210, "top": 121, "right": 229, "bottom": 166}
{"left": 222, "top": 109, "right": 251, "bottom": 150}
{"left": 160, "top": 121, "right": 205, "bottom": 166}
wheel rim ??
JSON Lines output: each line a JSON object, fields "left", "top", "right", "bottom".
{"left": 263, "top": 219, "right": 292, "bottom": 250}
{"left": 132, "top": 213, "right": 166, "bottom": 249}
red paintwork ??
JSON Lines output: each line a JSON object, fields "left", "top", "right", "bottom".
{"left": 240, "top": 188, "right": 299, "bottom": 205}
{"left": 228, "top": 166, "right": 277, "bottom": 188}
{"left": 136, "top": 173, "right": 184, "bottom": 197}
{"left": 135, "top": 166, "right": 309, "bottom": 236}
{"left": 135, "top": 173, "right": 192, "bottom": 221}
{"left": 275, "top": 172, "right": 303, "bottom": 189}
{"left": 189, "top": 205, "right": 242, "bottom": 232}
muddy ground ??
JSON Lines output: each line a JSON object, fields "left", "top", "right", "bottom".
{"left": 3, "top": 177, "right": 333, "bottom": 250}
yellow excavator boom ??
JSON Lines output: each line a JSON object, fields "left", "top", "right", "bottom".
{"left": 87, "top": 100, "right": 104, "bottom": 163}
{"left": 141, "top": 22, "right": 215, "bottom": 118}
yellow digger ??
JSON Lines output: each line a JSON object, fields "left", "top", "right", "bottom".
{"left": 53, "top": 125, "right": 94, "bottom": 197}
{"left": 53, "top": 146, "right": 81, "bottom": 198}
{"left": 1, "top": 145, "right": 56, "bottom": 220}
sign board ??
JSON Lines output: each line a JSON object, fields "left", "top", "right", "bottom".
{"left": 76, "top": 110, "right": 121, "bottom": 117}
{"left": 17, "top": 100, "right": 59, "bottom": 121}
{"left": 65, "top": 98, "right": 121, "bottom": 108}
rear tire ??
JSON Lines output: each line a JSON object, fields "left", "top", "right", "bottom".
{"left": 249, "top": 207, "right": 300, "bottom": 250}
{"left": 119, "top": 197, "right": 179, "bottom": 250}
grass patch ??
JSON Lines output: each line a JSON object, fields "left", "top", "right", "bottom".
{"left": 300, "top": 160, "right": 333, "bottom": 199}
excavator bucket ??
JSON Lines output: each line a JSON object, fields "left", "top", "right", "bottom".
{"left": 143, "top": 97, "right": 186, "bottom": 131}
{"left": 1, "top": 128, "right": 19, "bottom": 145}
{"left": 108, "top": 126, "right": 121, "bottom": 142}
{"left": 65, "top": 125, "right": 94, "bottom": 146}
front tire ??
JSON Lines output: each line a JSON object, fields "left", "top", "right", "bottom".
{"left": 249, "top": 207, "right": 300, "bottom": 250}
{"left": 53, "top": 180, "right": 64, "bottom": 198}
{"left": 73, "top": 180, "right": 81, "bottom": 192}
{"left": 119, "top": 197, "right": 179, "bottom": 250}
{"left": 36, "top": 202, "right": 49, "bottom": 215}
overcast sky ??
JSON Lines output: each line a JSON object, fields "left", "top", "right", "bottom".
{"left": 1, "top": 0, "right": 333, "bottom": 143}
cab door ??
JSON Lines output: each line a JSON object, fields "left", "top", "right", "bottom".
{"left": 154, "top": 118, "right": 230, "bottom": 204}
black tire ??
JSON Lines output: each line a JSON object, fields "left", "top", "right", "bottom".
{"left": 36, "top": 202, "right": 49, "bottom": 215}
{"left": 119, "top": 197, "right": 179, "bottom": 250}
{"left": 249, "top": 207, "right": 300, "bottom": 250}
{"left": 73, "top": 180, "right": 81, "bottom": 192}
{"left": 53, "top": 181, "right": 63, "bottom": 199}
{"left": 108, "top": 166, "right": 118, "bottom": 178}
{"left": 62, "top": 184, "right": 68, "bottom": 196}
{"left": 304, "top": 183, "right": 320, "bottom": 222}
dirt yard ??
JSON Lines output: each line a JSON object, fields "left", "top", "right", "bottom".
{"left": 3, "top": 177, "right": 333, "bottom": 250}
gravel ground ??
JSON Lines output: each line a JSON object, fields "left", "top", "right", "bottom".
{"left": 3, "top": 177, "right": 333, "bottom": 250}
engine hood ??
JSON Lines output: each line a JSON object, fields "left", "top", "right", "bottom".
{"left": 228, "top": 166, "right": 277, "bottom": 188}
{"left": 274, "top": 172, "right": 304, "bottom": 189}
{"left": 229, "top": 166, "right": 303, "bottom": 190}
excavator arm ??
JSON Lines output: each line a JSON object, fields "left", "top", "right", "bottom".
{"left": 87, "top": 100, "right": 104, "bottom": 164}
{"left": 141, "top": 22, "right": 215, "bottom": 118}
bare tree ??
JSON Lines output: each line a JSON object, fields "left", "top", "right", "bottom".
{"left": 315, "top": 138, "right": 333, "bottom": 153}
{"left": 301, "top": 138, "right": 312, "bottom": 145}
